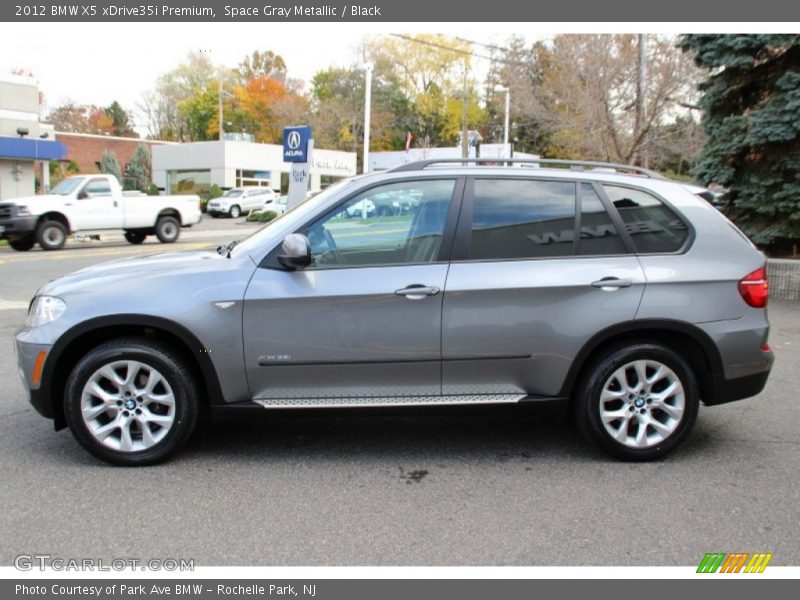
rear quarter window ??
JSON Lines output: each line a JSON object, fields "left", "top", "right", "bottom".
{"left": 602, "top": 185, "right": 689, "bottom": 253}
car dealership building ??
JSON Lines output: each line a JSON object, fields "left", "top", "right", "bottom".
{"left": 0, "top": 74, "right": 66, "bottom": 201}
{"left": 152, "top": 140, "right": 357, "bottom": 195}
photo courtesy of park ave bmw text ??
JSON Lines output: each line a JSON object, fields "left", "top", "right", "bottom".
{"left": 0, "top": 0, "right": 798, "bottom": 596}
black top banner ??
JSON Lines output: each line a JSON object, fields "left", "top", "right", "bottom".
{"left": 3, "top": 0, "right": 800, "bottom": 22}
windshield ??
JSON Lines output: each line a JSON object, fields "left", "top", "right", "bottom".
{"left": 223, "top": 190, "right": 243, "bottom": 198}
{"left": 50, "top": 178, "right": 83, "bottom": 196}
{"left": 229, "top": 179, "right": 356, "bottom": 259}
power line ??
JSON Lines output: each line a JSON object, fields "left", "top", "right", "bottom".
{"left": 388, "top": 34, "right": 531, "bottom": 68}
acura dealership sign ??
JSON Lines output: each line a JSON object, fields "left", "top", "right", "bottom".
{"left": 283, "top": 126, "right": 312, "bottom": 162}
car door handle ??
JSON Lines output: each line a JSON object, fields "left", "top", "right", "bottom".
{"left": 591, "top": 277, "right": 633, "bottom": 289}
{"left": 395, "top": 285, "right": 441, "bottom": 299}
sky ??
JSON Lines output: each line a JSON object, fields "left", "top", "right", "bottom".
{"left": 0, "top": 22, "right": 520, "bottom": 136}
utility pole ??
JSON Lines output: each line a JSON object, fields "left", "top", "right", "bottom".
{"left": 634, "top": 33, "right": 647, "bottom": 166}
{"left": 461, "top": 61, "right": 469, "bottom": 159}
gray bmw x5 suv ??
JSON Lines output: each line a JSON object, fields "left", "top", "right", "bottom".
{"left": 15, "top": 159, "right": 774, "bottom": 465}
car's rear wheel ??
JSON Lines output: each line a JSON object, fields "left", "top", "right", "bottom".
{"left": 229, "top": 205, "right": 241, "bottom": 219}
{"left": 124, "top": 231, "right": 147, "bottom": 245}
{"left": 36, "top": 220, "right": 67, "bottom": 250}
{"left": 8, "top": 236, "right": 35, "bottom": 251}
{"left": 575, "top": 342, "right": 699, "bottom": 461}
{"left": 64, "top": 338, "right": 199, "bottom": 466}
{"left": 155, "top": 216, "right": 180, "bottom": 243}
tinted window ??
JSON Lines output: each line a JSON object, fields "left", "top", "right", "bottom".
{"left": 470, "top": 179, "right": 576, "bottom": 259}
{"left": 602, "top": 185, "right": 688, "bottom": 253}
{"left": 305, "top": 179, "right": 456, "bottom": 269}
{"left": 579, "top": 184, "right": 627, "bottom": 255}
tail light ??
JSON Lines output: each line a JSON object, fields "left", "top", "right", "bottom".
{"left": 738, "top": 266, "right": 768, "bottom": 308}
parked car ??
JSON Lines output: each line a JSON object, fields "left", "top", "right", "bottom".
{"left": 207, "top": 187, "right": 277, "bottom": 218}
{"left": 0, "top": 175, "right": 201, "bottom": 250}
{"left": 15, "top": 158, "right": 773, "bottom": 465}
{"left": 344, "top": 198, "right": 375, "bottom": 218}
{"left": 273, "top": 195, "right": 289, "bottom": 216}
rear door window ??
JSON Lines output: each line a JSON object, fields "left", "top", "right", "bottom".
{"left": 602, "top": 185, "right": 689, "bottom": 253}
{"left": 470, "top": 179, "right": 576, "bottom": 260}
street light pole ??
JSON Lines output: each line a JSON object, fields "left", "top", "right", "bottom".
{"left": 494, "top": 84, "right": 511, "bottom": 148}
{"left": 218, "top": 80, "right": 224, "bottom": 141}
{"left": 363, "top": 63, "right": 373, "bottom": 173}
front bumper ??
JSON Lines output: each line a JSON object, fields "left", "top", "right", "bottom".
{"left": 0, "top": 215, "right": 38, "bottom": 238}
{"left": 206, "top": 207, "right": 231, "bottom": 216}
{"left": 14, "top": 334, "right": 55, "bottom": 418}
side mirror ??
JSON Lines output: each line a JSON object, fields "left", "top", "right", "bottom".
{"left": 277, "top": 233, "right": 312, "bottom": 270}
{"left": 77, "top": 190, "right": 88, "bottom": 200}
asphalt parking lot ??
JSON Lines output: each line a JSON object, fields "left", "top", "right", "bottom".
{"left": 0, "top": 217, "right": 798, "bottom": 566}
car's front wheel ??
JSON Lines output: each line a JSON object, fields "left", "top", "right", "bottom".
{"left": 8, "top": 236, "right": 35, "bottom": 251}
{"left": 575, "top": 342, "right": 699, "bottom": 461}
{"left": 64, "top": 338, "right": 199, "bottom": 466}
{"left": 228, "top": 205, "right": 241, "bottom": 219}
{"left": 36, "top": 220, "right": 67, "bottom": 250}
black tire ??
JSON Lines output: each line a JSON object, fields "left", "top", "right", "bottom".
{"left": 124, "top": 231, "right": 147, "bottom": 245}
{"left": 155, "top": 215, "right": 180, "bottom": 243}
{"left": 8, "top": 236, "right": 35, "bottom": 251}
{"left": 64, "top": 338, "right": 199, "bottom": 466}
{"left": 229, "top": 205, "right": 241, "bottom": 219}
{"left": 574, "top": 342, "right": 699, "bottom": 461}
{"left": 36, "top": 220, "right": 67, "bottom": 250}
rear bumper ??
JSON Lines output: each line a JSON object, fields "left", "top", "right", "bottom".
{"left": 705, "top": 368, "right": 772, "bottom": 406}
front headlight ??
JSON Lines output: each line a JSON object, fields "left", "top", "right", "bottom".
{"left": 25, "top": 296, "right": 66, "bottom": 328}
{"left": 16, "top": 205, "right": 31, "bottom": 216}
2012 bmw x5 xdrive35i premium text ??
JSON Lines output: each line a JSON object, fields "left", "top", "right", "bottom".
{"left": 15, "top": 159, "right": 774, "bottom": 465}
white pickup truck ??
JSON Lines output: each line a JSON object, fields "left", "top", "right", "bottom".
{"left": 0, "top": 174, "right": 202, "bottom": 251}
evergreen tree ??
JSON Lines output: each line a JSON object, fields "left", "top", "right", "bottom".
{"left": 127, "top": 144, "right": 152, "bottom": 192}
{"left": 680, "top": 35, "right": 800, "bottom": 248}
{"left": 99, "top": 151, "right": 122, "bottom": 182}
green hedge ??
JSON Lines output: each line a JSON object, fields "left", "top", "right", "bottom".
{"left": 246, "top": 210, "right": 278, "bottom": 223}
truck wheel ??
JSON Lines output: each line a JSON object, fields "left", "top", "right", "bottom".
{"left": 36, "top": 220, "right": 67, "bottom": 251}
{"left": 9, "top": 236, "right": 35, "bottom": 251}
{"left": 64, "top": 337, "right": 199, "bottom": 466}
{"left": 124, "top": 231, "right": 147, "bottom": 245}
{"left": 155, "top": 216, "right": 180, "bottom": 243}
{"left": 574, "top": 342, "right": 699, "bottom": 461}
{"left": 229, "top": 205, "right": 241, "bottom": 219}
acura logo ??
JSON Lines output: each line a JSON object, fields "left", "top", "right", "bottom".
{"left": 287, "top": 131, "right": 301, "bottom": 150}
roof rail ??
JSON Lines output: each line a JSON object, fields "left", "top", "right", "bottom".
{"left": 389, "top": 157, "right": 665, "bottom": 178}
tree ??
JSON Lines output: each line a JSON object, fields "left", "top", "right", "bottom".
{"left": 127, "top": 144, "right": 152, "bottom": 192}
{"left": 139, "top": 51, "right": 217, "bottom": 141}
{"left": 105, "top": 101, "right": 137, "bottom": 137}
{"left": 364, "top": 35, "right": 484, "bottom": 148}
{"left": 48, "top": 100, "right": 137, "bottom": 137}
{"left": 238, "top": 50, "right": 287, "bottom": 82}
{"left": 680, "top": 34, "right": 800, "bottom": 249}
{"left": 99, "top": 151, "right": 122, "bottom": 181}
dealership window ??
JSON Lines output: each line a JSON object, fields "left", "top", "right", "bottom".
{"left": 236, "top": 169, "right": 271, "bottom": 188}
{"left": 168, "top": 170, "right": 210, "bottom": 196}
